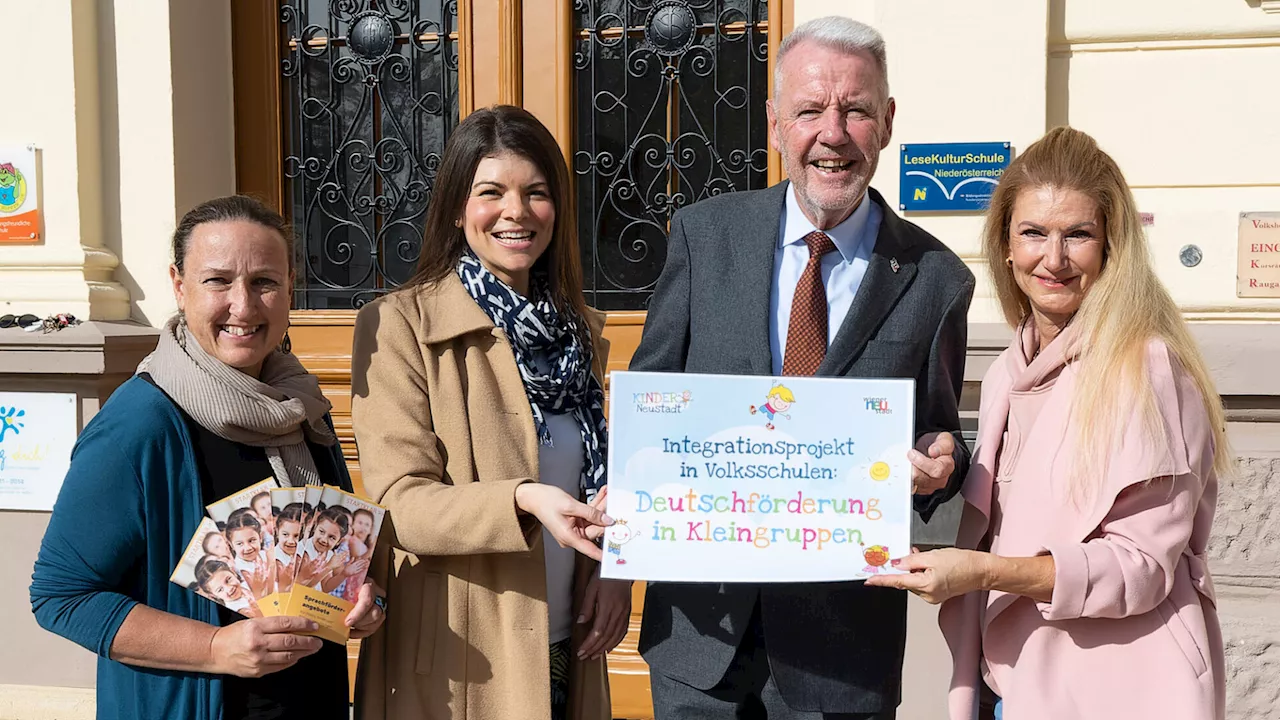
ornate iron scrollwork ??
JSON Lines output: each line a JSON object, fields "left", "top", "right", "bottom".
{"left": 282, "top": 0, "right": 459, "bottom": 309}
{"left": 348, "top": 10, "right": 396, "bottom": 64}
{"left": 644, "top": 1, "right": 697, "bottom": 57}
{"left": 575, "top": 0, "right": 770, "bottom": 310}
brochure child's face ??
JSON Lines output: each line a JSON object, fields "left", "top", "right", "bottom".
{"left": 209, "top": 569, "right": 246, "bottom": 601}
{"left": 353, "top": 513, "right": 373, "bottom": 540}
{"left": 230, "top": 527, "right": 263, "bottom": 562}
{"left": 278, "top": 520, "right": 302, "bottom": 556}
{"left": 253, "top": 496, "right": 272, "bottom": 522}
{"left": 313, "top": 519, "right": 343, "bottom": 554}
{"left": 204, "top": 533, "right": 232, "bottom": 560}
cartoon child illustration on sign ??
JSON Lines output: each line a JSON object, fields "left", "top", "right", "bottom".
{"left": 605, "top": 520, "right": 635, "bottom": 565}
{"left": 749, "top": 384, "right": 794, "bottom": 431}
{"left": 0, "top": 165, "right": 17, "bottom": 205}
{"left": 863, "top": 545, "right": 891, "bottom": 574}
{"left": 0, "top": 163, "right": 23, "bottom": 210}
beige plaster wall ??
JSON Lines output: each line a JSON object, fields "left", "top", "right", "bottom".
{"left": 0, "top": 0, "right": 236, "bottom": 327}
{"left": 0, "top": 0, "right": 129, "bottom": 321}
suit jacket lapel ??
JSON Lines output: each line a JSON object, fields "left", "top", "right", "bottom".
{"left": 728, "top": 181, "right": 789, "bottom": 375}
{"left": 818, "top": 189, "right": 918, "bottom": 376}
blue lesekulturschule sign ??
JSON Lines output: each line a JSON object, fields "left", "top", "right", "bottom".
{"left": 899, "top": 142, "right": 1012, "bottom": 212}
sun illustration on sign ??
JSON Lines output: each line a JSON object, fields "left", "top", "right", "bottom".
{"left": 0, "top": 163, "right": 28, "bottom": 213}
{"left": 0, "top": 406, "right": 26, "bottom": 442}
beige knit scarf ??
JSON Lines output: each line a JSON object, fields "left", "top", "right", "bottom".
{"left": 138, "top": 316, "right": 337, "bottom": 486}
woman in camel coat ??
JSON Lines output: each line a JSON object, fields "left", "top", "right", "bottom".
{"left": 350, "top": 106, "right": 631, "bottom": 720}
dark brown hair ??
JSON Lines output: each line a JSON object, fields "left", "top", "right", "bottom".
{"left": 313, "top": 506, "right": 350, "bottom": 540}
{"left": 406, "top": 105, "right": 591, "bottom": 337}
{"left": 223, "top": 512, "right": 263, "bottom": 555}
{"left": 195, "top": 558, "right": 236, "bottom": 592}
{"left": 274, "top": 503, "right": 307, "bottom": 541}
{"left": 172, "top": 195, "right": 293, "bottom": 273}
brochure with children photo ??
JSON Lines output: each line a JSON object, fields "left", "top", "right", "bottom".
{"left": 170, "top": 517, "right": 266, "bottom": 618}
{"left": 284, "top": 486, "right": 386, "bottom": 644}
{"left": 261, "top": 486, "right": 308, "bottom": 614}
{"left": 203, "top": 477, "right": 280, "bottom": 608}
{"left": 173, "top": 479, "right": 387, "bottom": 642}
{"left": 602, "top": 371, "right": 914, "bottom": 583}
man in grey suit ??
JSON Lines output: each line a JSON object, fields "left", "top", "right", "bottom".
{"left": 629, "top": 16, "right": 975, "bottom": 720}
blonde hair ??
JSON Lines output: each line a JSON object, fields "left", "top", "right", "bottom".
{"left": 981, "top": 127, "right": 1231, "bottom": 496}
{"left": 768, "top": 385, "right": 796, "bottom": 403}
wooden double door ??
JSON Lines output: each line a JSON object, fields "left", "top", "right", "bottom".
{"left": 230, "top": 1, "right": 793, "bottom": 715}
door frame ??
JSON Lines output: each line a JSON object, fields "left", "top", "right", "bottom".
{"left": 229, "top": 4, "right": 793, "bottom": 716}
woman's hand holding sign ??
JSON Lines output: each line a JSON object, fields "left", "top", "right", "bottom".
{"left": 516, "top": 482, "right": 613, "bottom": 561}
{"left": 865, "top": 547, "right": 988, "bottom": 604}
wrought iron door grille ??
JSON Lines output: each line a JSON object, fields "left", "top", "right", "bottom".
{"left": 574, "top": 0, "right": 770, "bottom": 310}
{"left": 282, "top": 0, "right": 459, "bottom": 309}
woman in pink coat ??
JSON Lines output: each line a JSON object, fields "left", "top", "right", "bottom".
{"left": 866, "top": 127, "right": 1229, "bottom": 720}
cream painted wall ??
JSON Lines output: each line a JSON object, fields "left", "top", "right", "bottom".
{"left": 0, "top": 0, "right": 129, "bottom": 321}
{"left": 1053, "top": 34, "right": 1280, "bottom": 315}
{"left": 0, "top": 0, "right": 236, "bottom": 326}
{"left": 795, "top": 0, "right": 1280, "bottom": 323}
{"left": 1054, "top": 0, "right": 1280, "bottom": 42}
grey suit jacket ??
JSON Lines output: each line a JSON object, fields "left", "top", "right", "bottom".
{"left": 630, "top": 182, "right": 975, "bottom": 714}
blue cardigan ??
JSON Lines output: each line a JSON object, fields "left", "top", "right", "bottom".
{"left": 29, "top": 376, "right": 351, "bottom": 720}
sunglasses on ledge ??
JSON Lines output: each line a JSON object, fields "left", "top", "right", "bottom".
{"left": 0, "top": 314, "right": 41, "bottom": 329}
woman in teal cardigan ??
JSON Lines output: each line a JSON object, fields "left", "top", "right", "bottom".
{"left": 29, "top": 196, "right": 386, "bottom": 720}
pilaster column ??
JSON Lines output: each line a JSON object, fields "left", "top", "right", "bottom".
{"left": 0, "top": 0, "right": 129, "bottom": 321}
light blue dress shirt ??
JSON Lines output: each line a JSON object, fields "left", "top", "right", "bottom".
{"left": 770, "top": 185, "right": 882, "bottom": 375}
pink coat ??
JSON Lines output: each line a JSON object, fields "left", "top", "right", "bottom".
{"left": 937, "top": 325, "right": 1225, "bottom": 720}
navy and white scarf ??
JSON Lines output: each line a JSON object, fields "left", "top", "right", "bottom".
{"left": 457, "top": 253, "right": 607, "bottom": 501}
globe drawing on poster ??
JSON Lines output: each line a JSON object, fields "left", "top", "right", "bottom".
{"left": 602, "top": 371, "right": 914, "bottom": 583}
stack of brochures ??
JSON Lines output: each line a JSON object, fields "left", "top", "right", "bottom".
{"left": 170, "top": 479, "right": 387, "bottom": 643}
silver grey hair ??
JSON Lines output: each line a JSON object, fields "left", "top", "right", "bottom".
{"left": 774, "top": 16, "right": 889, "bottom": 102}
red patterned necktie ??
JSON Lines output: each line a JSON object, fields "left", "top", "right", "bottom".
{"left": 781, "top": 231, "right": 838, "bottom": 376}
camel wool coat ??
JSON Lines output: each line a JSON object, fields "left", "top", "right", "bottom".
{"left": 349, "top": 275, "right": 612, "bottom": 720}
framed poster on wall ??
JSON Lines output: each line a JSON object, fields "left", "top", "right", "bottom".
{"left": 0, "top": 392, "right": 77, "bottom": 511}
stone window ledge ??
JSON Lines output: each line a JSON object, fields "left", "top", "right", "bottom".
{"left": 0, "top": 321, "right": 159, "bottom": 377}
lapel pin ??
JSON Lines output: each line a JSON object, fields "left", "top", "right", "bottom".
{"left": 890, "top": 257, "right": 900, "bottom": 273}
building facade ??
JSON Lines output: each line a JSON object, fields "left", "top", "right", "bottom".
{"left": 1, "top": 1, "right": 1277, "bottom": 718}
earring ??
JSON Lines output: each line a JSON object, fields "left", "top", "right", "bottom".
{"left": 280, "top": 329, "right": 293, "bottom": 354}
{"left": 454, "top": 219, "right": 462, "bottom": 228}
{"left": 1006, "top": 258, "right": 1013, "bottom": 267}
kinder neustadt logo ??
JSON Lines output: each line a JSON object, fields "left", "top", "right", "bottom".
{"left": 633, "top": 390, "right": 692, "bottom": 414}
{"left": 864, "top": 397, "right": 891, "bottom": 415}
